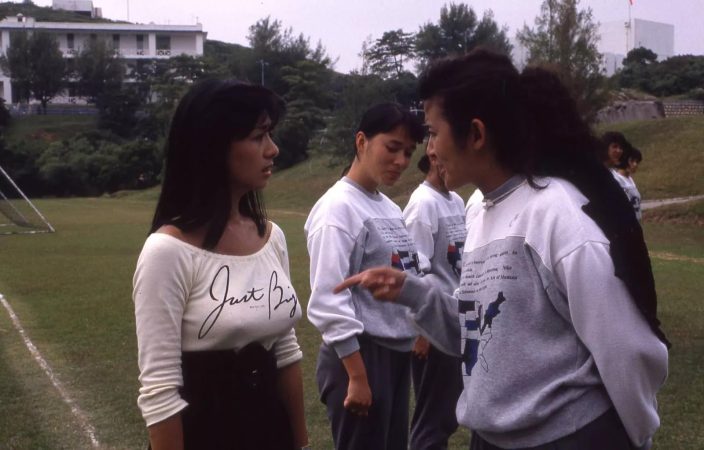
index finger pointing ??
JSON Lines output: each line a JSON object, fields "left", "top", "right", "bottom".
{"left": 334, "top": 273, "right": 364, "bottom": 294}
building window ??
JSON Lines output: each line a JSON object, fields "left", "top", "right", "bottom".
{"left": 67, "top": 33, "right": 74, "bottom": 49}
{"left": 156, "top": 35, "right": 171, "bottom": 56}
{"left": 112, "top": 34, "right": 120, "bottom": 50}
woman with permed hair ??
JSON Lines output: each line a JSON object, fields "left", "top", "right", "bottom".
{"left": 336, "top": 50, "right": 670, "bottom": 450}
{"left": 133, "top": 79, "right": 308, "bottom": 450}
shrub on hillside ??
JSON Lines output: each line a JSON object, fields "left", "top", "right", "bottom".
{"left": 36, "top": 134, "right": 161, "bottom": 196}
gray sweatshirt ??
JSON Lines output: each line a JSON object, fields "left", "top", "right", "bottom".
{"left": 397, "top": 175, "right": 668, "bottom": 449}
{"left": 306, "top": 177, "right": 420, "bottom": 358}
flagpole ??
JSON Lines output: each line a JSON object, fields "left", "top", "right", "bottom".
{"left": 625, "top": 0, "right": 632, "bottom": 53}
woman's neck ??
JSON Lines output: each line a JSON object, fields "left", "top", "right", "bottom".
{"left": 426, "top": 168, "right": 448, "bottom": 193}
{"left": 346, "top": 161, "right": 378, "bottom": 193}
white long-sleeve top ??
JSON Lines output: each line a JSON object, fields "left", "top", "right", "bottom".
{"left": 404, "top": 181, "right": 466, "bottom": 294}
{"left": 133, "top": 223, "right": 302, "bottom": 426}
{"left": 305, "top": 177, "right": 421, "bottom": 358}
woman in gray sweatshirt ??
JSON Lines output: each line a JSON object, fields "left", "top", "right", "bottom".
{"left": 336, "top": 50, "right": 670, "bottom": 450}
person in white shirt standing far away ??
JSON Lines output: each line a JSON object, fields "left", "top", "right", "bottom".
{"left": 336, "top": 49, "right": 670, "bottom": 450}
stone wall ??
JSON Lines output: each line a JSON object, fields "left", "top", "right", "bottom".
{"left": 663, "top": 100, "right": 704, "bottom": 117}
{"left": 596, "top": 100, "right": 665, "bottom": 124}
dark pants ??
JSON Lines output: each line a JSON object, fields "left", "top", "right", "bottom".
{"left": 316, "top": 335, "right": 411, "bottom": 450}
{"left": 469, "top": 408, "right": 635, "bottom": 450}
{"left": 411, "top": 345, "right": 464, "bottom": 450}
{"left": 178, "top": 344, "right": 295, "bottom": 450}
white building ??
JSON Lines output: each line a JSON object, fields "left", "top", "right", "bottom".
{"left": 0, "top": 14, "right": 206, "bottom": 103}
{"left": 598, "top": 18, "right": 674, "bottom": 76}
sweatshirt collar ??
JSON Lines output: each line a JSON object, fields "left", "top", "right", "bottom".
{"left": 422, "top": 180, "right": 451, "bottom": 199}
{"left": 482, "top": 175, "right": 526, "bottom": 209}
{"left": 341, "top": 176, "right": 382, "bottom": 201}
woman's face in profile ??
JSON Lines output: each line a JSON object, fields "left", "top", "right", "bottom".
{"left": 227, "top": 117, "right": 279, "bottom": 192}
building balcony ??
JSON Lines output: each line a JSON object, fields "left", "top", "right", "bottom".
{"left": 59, "top": 47, "right": 200, "bottom": 59}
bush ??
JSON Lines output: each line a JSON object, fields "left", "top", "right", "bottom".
{"left": 36, "top": 134, "right": 161, "bottom": 196}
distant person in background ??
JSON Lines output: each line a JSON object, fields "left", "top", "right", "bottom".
{"left": 600, "top": 131, "right": 628, "bottom": 169}
{"left": 305, "top": 102, "right": 425, "bottom": 450}
{"left": 404, "top": 147, "right": 466, "bottom": 450}
{"left": 133, "top": 79, "right": 308, "bottom": 450}
{"left": 614, "top": 146, "right": 644, "bottom": 221}
{"left": 601, "top": 132, "right": 642, "bottom": 221}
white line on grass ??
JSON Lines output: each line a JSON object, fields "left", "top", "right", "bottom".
{"left": 0, "top": 293, "right": 101, "bottom": 448}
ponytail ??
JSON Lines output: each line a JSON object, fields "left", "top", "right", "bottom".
{"left": 419, "top": 49, "right": 670, "bottom": 348}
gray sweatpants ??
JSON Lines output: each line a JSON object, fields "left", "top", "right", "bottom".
{"left": 410, "top": 345, "right": 464, "bottom": 450}
{"left": 316, "top": 335, "right": 412, "bottom": 450}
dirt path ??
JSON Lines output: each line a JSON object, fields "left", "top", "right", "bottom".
{"left": 649, "top": 251, "right": 704, "bottom": 265}
{"left": 641, "top": 195, "right": 704, "bottom": 210}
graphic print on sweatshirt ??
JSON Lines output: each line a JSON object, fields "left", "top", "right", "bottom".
{"left": 439, "top": 216, "right": 466, "bottom": 277}
{"left": 365, "top": 218, "right": 421, "bottom": 275}
{"left": 458, "top": 241, "right": 526, "bottom": 376}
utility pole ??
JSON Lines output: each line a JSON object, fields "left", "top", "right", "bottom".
{"left": 258, "top": 59, "right": 268, "bottom": 86}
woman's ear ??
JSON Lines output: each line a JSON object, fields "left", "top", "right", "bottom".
{"left": 468, "top": 119, "right": 486, "bottom": 151}
{"left": 355, "top": 131, "right": 367, "bottom": 158}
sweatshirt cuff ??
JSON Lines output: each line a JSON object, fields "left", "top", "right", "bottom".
{"left": 332, "top": 335, "right": 360, "bottom": 358}
{"left": 397, "top": 275, "right": 428, "bottom": 311}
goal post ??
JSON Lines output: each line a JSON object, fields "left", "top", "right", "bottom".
{"left": 0, "top": 165, "right": 55, "bottom": 235}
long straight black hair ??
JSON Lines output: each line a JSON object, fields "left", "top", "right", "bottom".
{"left": 419, "top": 49, "right": 670, "bottom": 347}
{"left": 150, "top": 79, "right": 285, "bottom": 249}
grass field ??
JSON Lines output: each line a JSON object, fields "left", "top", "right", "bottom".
{"left": 0, "top": 114, "right": 703, "bottom": 448}
{"left": 0, "top": 195, "right": 702, "bottom": 449}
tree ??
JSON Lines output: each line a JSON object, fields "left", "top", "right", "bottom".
{"left": 618, "top": 47, "right": 658, "bottom": 92}
{"left": 623, "top": 47, "right": 658, "bottom": 66}
{"left": 365, "top": 29, "right": 415, "bottom": 79}
{"left": 275, "top": 59, "right": 334, "bottom": 167}
{"left": 517, "top": 0, "right": 607, "bottom": 121}
{"left": 246, "top": 16, "right": 334, "bottom": 92}
{"left": 0, "top": 32, "right": 31, "bottom": 103}
{"left": 1, "top": 31, "right": 65, "bottom": 112}
{"left": 415, "top": 3, "right": 511, "bottom": 71}
{"left": 74, "top": 38, "right": 125, "bottom": 104}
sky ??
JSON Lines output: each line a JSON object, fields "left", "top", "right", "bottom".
{"left": 25, "top": 0, "right": 704, "bottom": 73}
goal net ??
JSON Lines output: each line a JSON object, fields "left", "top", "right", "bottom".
{"left": 0, "top": 165, "right": 55, "bottom": 235}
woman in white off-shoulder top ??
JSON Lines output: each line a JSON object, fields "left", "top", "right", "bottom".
{"left": 133, "top": 79, "right": 309, "bottom": 450}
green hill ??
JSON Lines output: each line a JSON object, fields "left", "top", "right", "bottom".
{"left": 596, "top": 116, "right": 704, "bottom": 199}
{"left": 265, "top": 115, "right": 704, "bottom": 211}
{"left": 7, "top": 113, "right": 703, "bottom": 207}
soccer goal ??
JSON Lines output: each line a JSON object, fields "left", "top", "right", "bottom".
{"left": 0, "top": 165, "right": 55, "bottom": 235}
